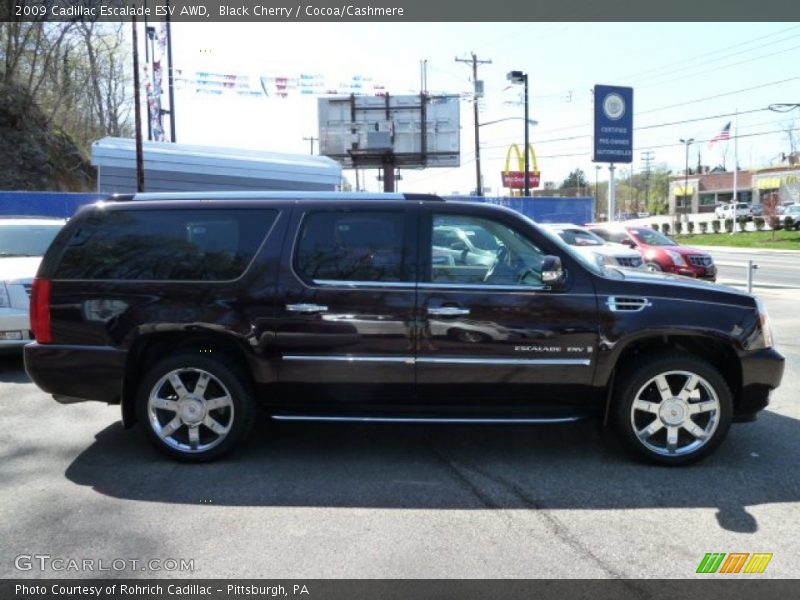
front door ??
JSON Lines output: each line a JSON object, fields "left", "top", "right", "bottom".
{"left": 416, "top": 205, "right": 600, "bottom": 416}
{"left": 274, "top": 202, "right": 417, "bottom": 412}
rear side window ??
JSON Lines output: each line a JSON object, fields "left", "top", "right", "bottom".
{"left": 54, "top": 208, "right": 277, "bottom": 281}
{"left": 295, "top": 210, "right": 408, "bottom": 282}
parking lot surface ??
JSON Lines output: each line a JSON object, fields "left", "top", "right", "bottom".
{"left": 1, "top": 288, "right": 798, "bottom": 579}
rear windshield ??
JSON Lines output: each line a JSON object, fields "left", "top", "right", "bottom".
{"left": 54, "top": 208, "right": 277, "bottom": 281}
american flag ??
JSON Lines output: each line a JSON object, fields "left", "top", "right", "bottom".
{"left": 708, "top": 122, "right": 731, "bottom": 148}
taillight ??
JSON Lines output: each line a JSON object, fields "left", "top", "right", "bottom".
{"left": 30, "top": 277, "right": 52, "bottom": 344}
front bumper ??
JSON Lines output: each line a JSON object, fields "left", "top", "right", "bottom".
{"left": 24, "top": 342, "right": 126, "bottom": 403}
{"left": 0, "top": 309, "right": 32, "bottom": 352}
{"left": 735, "top": 347, "right": 785, "bottom": 419}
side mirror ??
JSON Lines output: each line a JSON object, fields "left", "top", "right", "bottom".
{"left": 542, "top": 255, "right": 565, "bottom": 287}
{"left": 621, "top": 238, "right": 636, "bottom": 248}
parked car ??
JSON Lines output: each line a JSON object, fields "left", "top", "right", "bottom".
{"left": 777, "top": 201, "right": 795, "bottom": 215}
{"left": 543, "top": 224, "right": 644, "bottom": 269}
{"left": 0, "top": 217, "right": 66, "bottom": 352}
{"left": 587, "top": 224, "right": 716, "bottom": 280}
{"left": 432, "top": 223, "right": 496, "bottom": 267}
{"left": 714, "top": 202, "right": 751, "bottom": 220}
{"left": 783, "top": 204, "right": 800, "bottom": 228}
{"left": 25, "top": 192, "right": 783, "bottom": 465}
{"left": 750, "top": 203, "right": 763, "bottom": 217}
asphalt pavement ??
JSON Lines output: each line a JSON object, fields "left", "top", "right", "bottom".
{"left": 1, "top": 288, "right": 798, "bottom": 580}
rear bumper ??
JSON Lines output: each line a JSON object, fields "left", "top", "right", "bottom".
{"left": 0, "top": 309, "right": 32, "bottom": 351}
{"left": 24, "top": 342, "right": 126, "bottom": 403}
{"left": 735, "top": 347, "right": 785, "bottom": 419}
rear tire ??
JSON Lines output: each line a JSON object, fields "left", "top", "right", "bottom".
{"left": 135, "top": 353, "right": 255, "bottom": 462}
{"left": 612, "top": 354, "right": 733, "bottom": 466}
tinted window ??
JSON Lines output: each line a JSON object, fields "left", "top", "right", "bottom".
{"left": 295, "top": 211, "right": 407, "bottom": 282}
{"left": 629, "top": 228, "right": 677, "bottom": 246}
{"left": 0, "top": 223, "right": 63, "bottom": 257}
{"left": 55, "top": 209, "right": 276, "bottom": 280}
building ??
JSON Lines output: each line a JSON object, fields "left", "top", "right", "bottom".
{"left": 91, "top": 137, "right": 343, "bottom": 194}
{"left": 669, "top": 164, "right": 800, "bottom": 214}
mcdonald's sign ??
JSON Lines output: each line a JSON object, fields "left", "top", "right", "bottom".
{"left": 502, "top": 143, "right": 540, "bottom": 189}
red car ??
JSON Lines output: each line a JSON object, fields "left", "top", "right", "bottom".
{"left": 588, "top": 225, "right": 716, "bottom": 281}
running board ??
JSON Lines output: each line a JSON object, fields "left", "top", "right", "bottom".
{"left": 270, "top": 415, "right": 586, "bottom": 424}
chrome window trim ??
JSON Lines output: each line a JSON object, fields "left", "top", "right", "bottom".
{"left": 271, "top": 415, "right": 585, "bottom": 424}
{"left": 312, "top": 279, "right": 416, "bottom": 290}
{"left": 418, "top": 282, "right": 548, "bottom": 292}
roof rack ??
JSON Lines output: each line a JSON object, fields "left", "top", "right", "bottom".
{"left": 122, "top": 191, "right": 446, "bottom": 202}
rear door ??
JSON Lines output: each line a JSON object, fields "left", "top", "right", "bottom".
{"left": 273, "top": 201, "right": 418, "bottom": 411}
{"left": 416, "top": 204, "right": 600, "bottom": 415}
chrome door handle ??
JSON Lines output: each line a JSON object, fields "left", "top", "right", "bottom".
{"left": 286, "top": 303, "right": 328, "bottom": 314}
{"left": 427, "top": 306, "right": 470, "bottom": 317}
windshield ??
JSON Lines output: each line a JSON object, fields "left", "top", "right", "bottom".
{"left": 0, "top": 223, "right": 63, "bottom": 257}
{"left": 556, "top": 228, "right": 605, "bottom": 247}
{"left": 629, "top": 227, "right": 677, "bottom": 246}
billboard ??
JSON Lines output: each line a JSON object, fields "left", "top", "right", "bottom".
{"left": 593, "top": 85, "right": 633, "bottom": 163}
{"left": 501, "top": 143, "right": 541, "bottom": 190}
{"left": 318, "top": 94, "right": 460, "bottom": 168}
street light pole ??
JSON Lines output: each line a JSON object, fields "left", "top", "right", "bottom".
{"left": 679, "top": 137, "right": 694, "bottom": 229}
{"left": 506, "top": 70, "right": 530, "bottom": 196}
{"left": 595, "top": 165, "right": 601, "bottom": 220}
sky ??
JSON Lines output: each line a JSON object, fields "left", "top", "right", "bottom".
{"left": 157, "top": 22, "right": 800, "bottom": 194}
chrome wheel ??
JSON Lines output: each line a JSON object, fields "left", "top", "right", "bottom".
{"left": 630, "top": 370, "right": 720, "bottom": 457}
{"left": 147, "top": 367, "right": 234, "bottom": 454}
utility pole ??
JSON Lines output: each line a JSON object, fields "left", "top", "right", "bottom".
{"left": 303, "top": 136, "right": 318, "bottom": 155}
{"left": 456, "top": 52, "right": 491, "bottom": 196}
{"left": 165, "top": 0, "right": 177, "bottom": 142}
{"left": 641, "top": 150, "right": 654, "bottom": 212}
{"left": 132, "top": 11, "right": 145, "bottom": 192}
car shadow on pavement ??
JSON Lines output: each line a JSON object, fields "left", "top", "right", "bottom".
{"left": 0, "top": 355, "right": 29, "bottom": 383}
{"left": 63, "top": 409, "right": 800, "bottom": 533}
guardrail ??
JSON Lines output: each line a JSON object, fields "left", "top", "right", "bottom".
{"left": 715, "top": 259, "right": 758, "bottom": 293}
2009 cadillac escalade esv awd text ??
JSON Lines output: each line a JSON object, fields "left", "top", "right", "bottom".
{"left": 24, "top": 192, "right": 784, "bottom": 465}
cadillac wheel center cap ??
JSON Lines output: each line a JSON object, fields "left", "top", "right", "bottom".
{"left": 659, "top": 399, "right": 687, "bottom": 426}
{"left": 178, "top": 398, "right": 206, "bottom": 425}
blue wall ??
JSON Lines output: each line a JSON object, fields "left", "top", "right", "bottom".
{"left": 0, "top": 192, "right": 108, "bottom": 218}
{"left": 447, "top": 196, "right": 594, "bottom": 225}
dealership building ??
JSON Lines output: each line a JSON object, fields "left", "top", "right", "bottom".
{"left": 669, "top": 162, "right": 800, "bottom": 214}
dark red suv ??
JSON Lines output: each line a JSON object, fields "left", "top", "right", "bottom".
{"left": 588, "top": 225, "right": 716, "bottom": 281}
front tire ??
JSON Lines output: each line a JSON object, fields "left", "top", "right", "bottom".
{"left": 612, "top": 354, "right": 733, "bottom": 465}
{"left": 135, "top": 353, "right": 255, "bottom": 462}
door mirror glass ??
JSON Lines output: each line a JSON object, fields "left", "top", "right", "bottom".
{"left": 542, "top": 255, "right": 565, "bottom": 287}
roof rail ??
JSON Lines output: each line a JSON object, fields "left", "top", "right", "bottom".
{"left": 402, "top": 193, "right": 445, "bottom": 202}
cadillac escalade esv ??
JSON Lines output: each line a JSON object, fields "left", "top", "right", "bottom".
{"left": 24, "top": 192, "right": 784, "bottom": 465}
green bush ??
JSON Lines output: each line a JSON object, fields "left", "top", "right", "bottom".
{"left": 687, "top": 221, "right": 695, "bottom": 234}
{"left": 676, "top": 221, "right": 683, "bottom": 234}
{"left": 767, "top": 215, "right": 781, "bottom": 230}
{"left": 724, "top": 218, "right": 733, "bottom": 232}
{"left": 661, "top": 223, "right": 670, "bottom": 235}
{"left": 699, "top": 222, "right": 708, "bottom": 234}
{"left": 754, "top": 216, "right": 765, "bottom": 231}
{"left": 711, "top": 220, "right": 720, "bottom": 233}
{"left": 784, "top": 216, "right": 795, "bottom": 230}
{"left": 652, "top": 223, "right": 659, "bottom": 230}
{"left": 737, "top": 216, "right": 748, "bottom": 231}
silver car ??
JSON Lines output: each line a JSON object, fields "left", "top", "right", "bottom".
{"left": 543, "top": 224, "right": 645, "bottom": 269}
{"left": 0, "top": 217, "right": 66, "bottom": 352}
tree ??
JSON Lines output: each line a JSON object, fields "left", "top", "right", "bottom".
{"left": 561, "top": 168, "right": 589, "bottom": 190}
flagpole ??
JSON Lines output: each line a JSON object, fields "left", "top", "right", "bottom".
{"left": 732, "top": 108, "right": 739, "bottom": 234}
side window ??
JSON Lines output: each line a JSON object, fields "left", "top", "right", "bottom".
{"left": 295, "top": 210, "right": 408, "bottom": 283}
{"left": 429, "top": 215, "right": 546, "bottom": 286}
{"left": 55, "top": 209, "right": 276, "bottom": 281}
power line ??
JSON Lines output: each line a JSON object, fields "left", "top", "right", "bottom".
{"left": 456, "top": 52, "right": 492, "bottom": 196}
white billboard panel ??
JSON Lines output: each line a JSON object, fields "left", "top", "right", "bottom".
{"left": 318, "top": 94, "right": 460, "bottom": 168}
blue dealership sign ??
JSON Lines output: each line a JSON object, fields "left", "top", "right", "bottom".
{"left": 593, "top": 84, "right": 633, "bottom": 163}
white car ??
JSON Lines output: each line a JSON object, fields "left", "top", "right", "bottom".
{"left": 715, "top": 202, "right": 751, "bottom": 220}
{"left": 0, "top": 217, "right": 66, "bottom": 352}
{"left": 544, "top": 224, "right": 645, "bottom": 269}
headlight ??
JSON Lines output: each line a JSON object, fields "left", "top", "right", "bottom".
{"left": 666, "top": 250, "right": 687, "bottom": 267}
{"left": 0, "top": 283, "right": 9, "bottom": 308}
{"left": 755, "top": 298, "right": 775, "bottom": 349}
{"left": 593, "top": 253, "right": 607, "bottom": 268}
